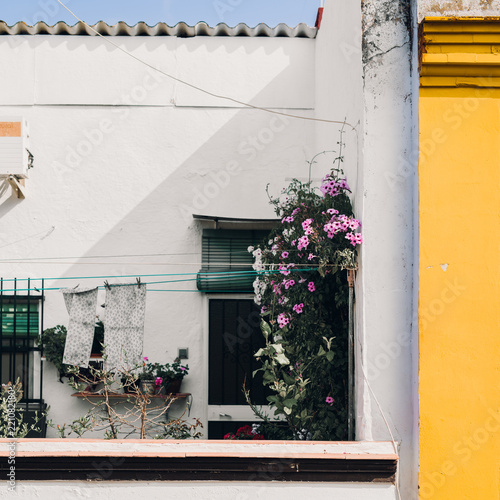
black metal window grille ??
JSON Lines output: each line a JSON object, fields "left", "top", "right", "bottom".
{"left": 0, "top": 278, "right": 44, "bottom": 409}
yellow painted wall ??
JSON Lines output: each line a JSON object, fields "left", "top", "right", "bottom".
{"left": 419, "top": 90, "right": 500, "bottom": 498}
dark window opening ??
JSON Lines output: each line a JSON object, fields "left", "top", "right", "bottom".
{"left": 0, "top": 278, "right": 46, "bottom": 437}
{"left": 209, "top": 299, "right": 270, "bottom": 407}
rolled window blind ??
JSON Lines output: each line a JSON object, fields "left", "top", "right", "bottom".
{"left": 197, "top": 229, "right": 269, "bottom": 292}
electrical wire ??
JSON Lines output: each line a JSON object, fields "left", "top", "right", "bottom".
{"left": 54, "top": 0, "right": 357, "bottom": 130}
{"left": 0, "top": 248, "right": 316, "bottom": 263}
{"left": 0, "top": 267, "right": 316, "bottom": 292}
{"left": 0, "top": 252, "right": 200, "bottom": 262}
{"left": 0, "top": 261, "right": 324, "bottom": 268}
{"left": 0, "top": 248, "right": 324, "bottom": 266}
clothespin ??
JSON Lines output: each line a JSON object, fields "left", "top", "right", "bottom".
{"left": 136, "top": 277, "right": 141, "bottom": 287}
{"left": 104, "top": 280, "right": 111, "bottom": 291}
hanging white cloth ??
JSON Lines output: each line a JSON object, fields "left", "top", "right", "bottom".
{"left": 103, "top": 284, "right": 146, "bottom": 373}
{"left": 61, "top": 287, "right": 98, "bottom": 368}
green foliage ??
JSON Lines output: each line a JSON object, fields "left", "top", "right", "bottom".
{"left": 154, "top": 417, "right": 203, "bottom": 439}
{"left": 37, "top": 322, "right": 104, "bottom": 381}
{"left": 250, "top": 157, "right": 361, "bottom": 440}
{"left": 139, "top": 359, "right": 189, "bottom": 382}
{"left": 0, "top": 379, "right": 47, "bottom": 438}
{"left": 37, "top": 325, "right": 70, "bottom": 379}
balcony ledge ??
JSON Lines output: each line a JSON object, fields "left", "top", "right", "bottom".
{"left": 0, "top": 439, "right": 397, "bottom": 483}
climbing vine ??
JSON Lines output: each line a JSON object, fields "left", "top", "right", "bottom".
{"left": 249, "top": 155, "right": 362, "bottom": 440}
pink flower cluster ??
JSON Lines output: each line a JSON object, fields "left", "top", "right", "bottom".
{"left": 293, "top": 303, "right": 304, "bottom": 314}
{"left": 302, "top": 218, "right": 314, "bottom": 235}
{"left": 322, "top": 212, "right": 362, "bottom": 246}
{"left": 282, "top": 215, "right": 294, "bottom": 223}
{"left": 308, "top": 282, "right": 316, "bottom": 292}
{"left": 279, "top": 263, "right": 294, "bottom": 275}
{"left": 346, "top": 233, "right": 363, "bottom": 246}
{"left": 297, "top": 235, "right": 309, "bottom": 250}
{"left": 320, "top": 175, "right": 350, "bottom": 197}
{"left": 284, "top": 279, "right": 295, "bottom": 289}
{"left": 277, "top": 313, "right": 290, "bottom": 329}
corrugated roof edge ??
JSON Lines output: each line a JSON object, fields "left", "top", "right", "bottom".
{"left": 0, "top": 20, "right": 317, "bottom": 38}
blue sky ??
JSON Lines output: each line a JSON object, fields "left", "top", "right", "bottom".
{"left": 0, "top": 0, "right": 321, "bottom": 28}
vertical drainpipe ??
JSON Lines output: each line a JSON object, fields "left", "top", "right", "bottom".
{"left": 347, "top": 269, "right": 355, "bottom": 441}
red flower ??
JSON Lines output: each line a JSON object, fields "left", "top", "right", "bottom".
{"left": 236, "top": 425, "right": 253, "bottom": 437}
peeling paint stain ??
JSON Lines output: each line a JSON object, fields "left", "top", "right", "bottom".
{"left": 426, "top": 266, "right": 433, "bottom": 269}
{"left": 428, "top": 0, "right": 466, "bottom": 12}
{"left": 420, "top": 0, "right": 500, "bottom": 19}
{"left": 362, "top": 0, "right": 411, "bottom": 68}
{"left": 440, "top": 263, "right": 449, "bottom": 272}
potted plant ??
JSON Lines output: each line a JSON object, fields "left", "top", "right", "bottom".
{"left": 136, "top": 358, "right": 189, "bottom": 395}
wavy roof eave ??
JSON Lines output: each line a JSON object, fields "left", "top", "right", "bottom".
{"left": 0, "top": 20, "right": 317, "bottom": 38}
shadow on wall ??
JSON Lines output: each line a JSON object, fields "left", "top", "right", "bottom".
{"left": 26, "top": 59, "right": 330, "bottom": 356}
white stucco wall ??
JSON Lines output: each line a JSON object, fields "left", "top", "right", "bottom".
{"left": 359, "top": 0, "right": 417, "bottom": 499}
{"left": 0, "top": 33, "right": 316, "bottom": 435}
{"left": 3, "top": 482, "right": 397, "bottom": 500}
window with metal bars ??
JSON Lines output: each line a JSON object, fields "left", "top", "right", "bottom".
{"left": 0, "top": 279, "right": 44, "bottom": 406}
{"left": 196, "top": 229, "right": 268, "bottom": 292}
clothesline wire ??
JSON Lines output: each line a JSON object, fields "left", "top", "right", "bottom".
{"left": 0, "top": 267, "right": 320, "bottom": 284}
{"left": 0, "top": 267, "right": 318, "bottom": 292}
{"left": 0, "top": 261, "right": 320, "bottom": 266}
{"left": 2, "top": 287, "right": 255, "bottom": 294}
{"left": 53, "top": 0, "right": 358, "bottom": 130}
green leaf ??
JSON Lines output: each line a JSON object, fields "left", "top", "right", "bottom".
{"left": 275, "top": 353, "right": 290, "bottom": 365}
{"left": 267, "top": 395, "right": 280, "bottom": 404}
{"left": 326, "top": 351, "right": 335, "bottom": 362}
{"left": 261, "top": 320, "right": 272, "bottom": 339}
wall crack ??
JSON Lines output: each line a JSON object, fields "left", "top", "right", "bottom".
{"left": 364, "top": 41, "right": 410, "bottom": 66}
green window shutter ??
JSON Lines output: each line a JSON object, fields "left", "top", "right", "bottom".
{"left": 197, "top": 229, "right": 269, "bottom": 293}
{"left": 1, "top": 302, "right": 39, "bottom": 338}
